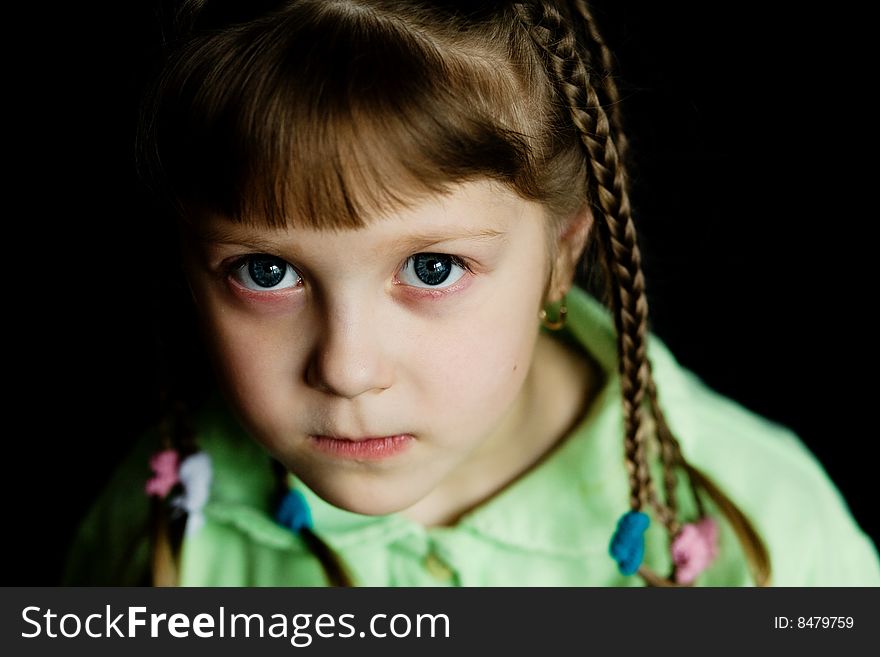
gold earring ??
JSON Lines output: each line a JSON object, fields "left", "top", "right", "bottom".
{"left": 539, "top": 303, "right": 568, "bottom": 330}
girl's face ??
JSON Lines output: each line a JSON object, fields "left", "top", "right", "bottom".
{"left": 185, "top": 180, "right": 569, "bottom": 520}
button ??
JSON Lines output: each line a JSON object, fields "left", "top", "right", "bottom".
{"left": 424, "top": 551, "right": 455, "bottom": 583}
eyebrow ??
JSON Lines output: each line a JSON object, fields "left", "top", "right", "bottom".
{"left": 386, "top": 227, "right": 507, "bottom": 251}
{"left": 194, "top": 225, "right": 284, "bottom": 253}
{"left": 195, "top": 225, "right": 507, "bottom": 252}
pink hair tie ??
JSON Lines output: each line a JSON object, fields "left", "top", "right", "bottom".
{"left": 671, "top": 517, "right": 719, "bottom": 585}
{"left": 145, "top": 449, "right": 180, "bottom": 498}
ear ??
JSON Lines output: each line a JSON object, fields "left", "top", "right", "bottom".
{"left": 545, "top": 203, "right": 593, "bottom": 305}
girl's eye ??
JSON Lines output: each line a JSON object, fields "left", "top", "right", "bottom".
{"left": 232, "top": 254, "right": 301, "bottom": 291}
{"left": 398, "top": 253, "right": 468, "bottom": 289}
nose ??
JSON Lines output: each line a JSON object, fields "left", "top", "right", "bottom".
{"left": 305, "top": 297, "right": 394, "bottom": 399}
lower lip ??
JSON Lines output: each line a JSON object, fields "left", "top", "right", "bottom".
{"left": 308, "top": 434, "right": 414, "bottom": 460}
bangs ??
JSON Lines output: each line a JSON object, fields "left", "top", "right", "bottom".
{"left": 142, "top": 1, "right": 550, "bottom": 230}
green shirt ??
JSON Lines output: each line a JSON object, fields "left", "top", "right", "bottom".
{"left": 64, "top": 285, "right": 880, "bottom": 586}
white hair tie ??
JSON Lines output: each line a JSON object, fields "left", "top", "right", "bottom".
{"left": 170, "top": 451, "right": 213, "bottom": 536}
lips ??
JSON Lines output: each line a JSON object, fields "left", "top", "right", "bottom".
{"left": 307, "top": 434, "right": 414, "bottom": 460}
{"left": 312, "top": 434, "right": 402, "bottom": 442}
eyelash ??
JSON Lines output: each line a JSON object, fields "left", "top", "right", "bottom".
{"left": 221, "top": 254, "right": 302, "bottom": 292}
{"left": 221, "top": 253, "right": 474, "bottom": 295}
{"left": 398, "top": 254, "right": 474, "bottom": 292}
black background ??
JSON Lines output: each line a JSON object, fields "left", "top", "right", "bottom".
{"left": 8, "top": 2, "right": 876, "bottom": 584}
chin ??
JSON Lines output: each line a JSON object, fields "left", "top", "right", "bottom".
{"left": 303, "top": 471, "right": 428, "bottom": 517}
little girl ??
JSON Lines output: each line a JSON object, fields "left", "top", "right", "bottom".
{"left": 65, "top": 0, "right": 879, "bottom": 587}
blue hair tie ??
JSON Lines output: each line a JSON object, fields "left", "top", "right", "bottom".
{"left": 276, "top": 489, "right": 313, "bottom": 533}
{"left": 609, "top": 510, "right": 650, "bottom": 575}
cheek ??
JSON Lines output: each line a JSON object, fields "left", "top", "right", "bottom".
{"left": 199, "top": 300, "right": 304, "bottom": 428}
{"left": 472, "top": 306, "right": 535, "bottom": 395}
{"left": 410, "top": 284, "right": 539, "bottom": 419}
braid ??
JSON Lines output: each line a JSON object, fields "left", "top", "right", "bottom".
{"left": 567, "top": 3, "right": 677, "bottom": 524}
{"left": 644, "top": 371, "right": 772, "bottom": 586}
{"left": 514, "top": 0, "right": 667, "bottom": 525}
{"left": 300, "top": 529, "right": 356, "bottom": 587}
{"left": 565, "top": 5, "right": 762, "bottom": 553}
{"left": 568, "top": 1, "right": 630, "bottom": 166}
{"left": 270, "top": 460, "right": 356, "bottom": 587}
{"left": 568, "top": 1, "right": 705, "bottom": 533}
{"left": 149, "top": 394, "right": 193, "bottom": 586}
{"left": 515, "top": 0, "right": 770, "bottom": 585}
{"left": 645, "top": 373, "right": 688, "bottom": 523}
{"left": 569, "top": 0, "right": 692, "bottom": 532}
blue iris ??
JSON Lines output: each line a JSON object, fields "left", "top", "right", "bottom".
{"left": 413, "top": 253, "right": 453, "bottom": 286}
{"left": 249, "top": 255, "right": 287, "bottom": 288}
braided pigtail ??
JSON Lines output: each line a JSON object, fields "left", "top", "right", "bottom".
{"left": 513, "top": 0, "right": 668, "bottom": 545}
{"left": 145, "top": 401, "right": 176, "bottom": 587}
{"left": 567, "top": 1, "right": 630, "bottom": 172}
{"left": 515, "top": 0, "right": 770, "bottom": 586}
{"left": 565, "top": 0, "right": 687, "bottom": 548}
{"left": 271, "top": 461, "right": 356, "bottom": 587}
{"left": 146, "top": 392, "right": 201, "bottom": 586}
